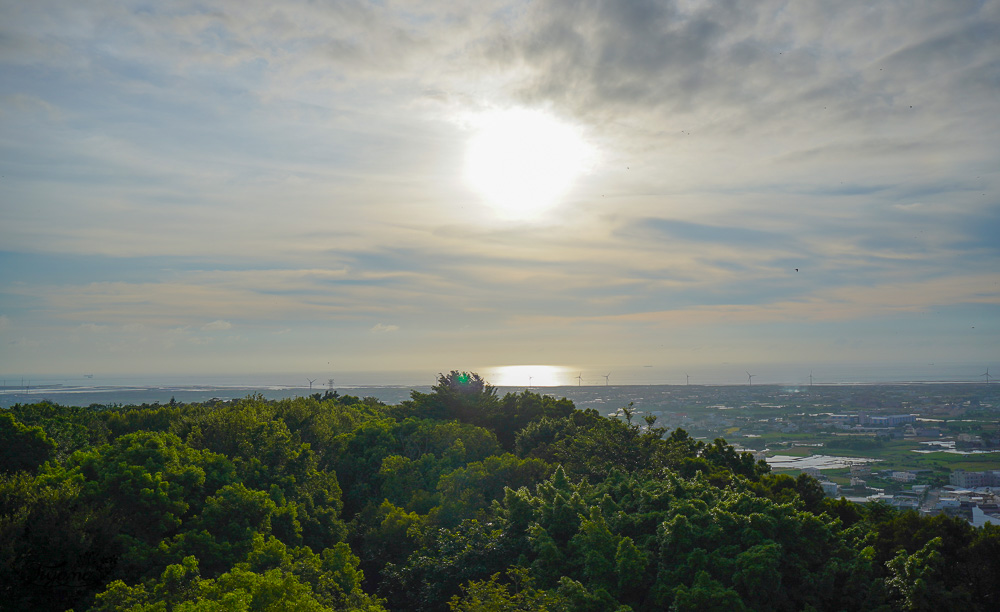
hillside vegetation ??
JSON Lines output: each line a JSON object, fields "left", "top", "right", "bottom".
{"left": 2, "top": 372, "right": 998, "bottom": 611}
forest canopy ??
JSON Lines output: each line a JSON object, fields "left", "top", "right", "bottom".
{"left": 1, "top": 371, "right": 998, "bottom": 611}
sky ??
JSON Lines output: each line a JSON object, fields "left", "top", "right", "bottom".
{"left": 1, "top": 0, "right": 999, "bottom": 385}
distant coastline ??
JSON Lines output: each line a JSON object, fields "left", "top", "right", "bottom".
{"left": 2, "top": 377, "right": 996, "bottom": 410}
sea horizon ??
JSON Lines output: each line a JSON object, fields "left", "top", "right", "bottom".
{"left": 2, "top": 361, "right": 996, "bottom": 409}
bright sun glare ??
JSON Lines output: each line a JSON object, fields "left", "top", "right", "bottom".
{"left": 465, "top": 108, "right": 593, "bottom": 219}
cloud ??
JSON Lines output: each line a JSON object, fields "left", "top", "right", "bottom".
{"left": 513, "top": 272, "right": 1000, "bottom": 328}
{"left": 0, "top": 93, "right": 61, "bottom": 119}
{"left": 487, "top": 1, "right": 998, "bottom": 122}
{"left": 625, "top": 218, "right": 793, "bottom": 248}
{"left": 201, "top": 320, "right": 233, "bottom": 331}
{"left": 1, "top": 1, "right": 997, "bottom": 373}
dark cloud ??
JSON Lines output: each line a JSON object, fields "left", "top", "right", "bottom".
{"left": 488, "top": 0, "right": 753, "bottom": 114}
{"left": 623, "top": 217, "right": 792, "bottom": 248}
{"left": 473, "top": 0, "right": 998, "bottom": 136}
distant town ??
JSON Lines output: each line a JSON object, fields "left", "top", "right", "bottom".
{"left": 568, "top": 383, "right": 1000, "bottom": 527}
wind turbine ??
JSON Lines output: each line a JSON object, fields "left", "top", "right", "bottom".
{"left": 809, "top": 371, "right": 813, "bottom": 387}
{"left": 746, "top": 371, "right": 755, "bottom": 386}
{"left": 685, "top": 373, "right": 690, "bottom": 385}
{"left": 603, "top": 373, "right": 611, "bottom": 386}
{"left": 983, "top": 368, "right": 993, "bottom": 384}
{"left": 576, "top": 372, "right": 583, "bottom": 386}
{"left": 528, "top": 376, "right": 533, "bottom": 388}
{"left": 307, "top": 378, "right": 316, "bottom": 391}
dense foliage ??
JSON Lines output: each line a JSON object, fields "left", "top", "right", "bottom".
{"left": 2, "top": 371, "right": 998, "bottom": 611}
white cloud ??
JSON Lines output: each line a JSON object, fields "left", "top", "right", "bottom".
{"left": 1, "top": 1, "right": 997, "bottom": 374}
{"left": 201, "top": 320, "right": 233, "bottom": 331}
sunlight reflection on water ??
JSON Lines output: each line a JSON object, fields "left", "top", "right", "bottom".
{"left": 481, "top": 365, "right": 577, "bottom": 387}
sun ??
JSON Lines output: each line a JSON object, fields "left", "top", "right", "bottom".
{"left": 464, "top": 108, "right": 593, "bottom": 219}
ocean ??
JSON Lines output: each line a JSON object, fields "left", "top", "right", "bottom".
{"left": 1, "top": 360, "right": 995, "bottom": 410}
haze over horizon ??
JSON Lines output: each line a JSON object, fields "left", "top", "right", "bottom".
{"left": 2, "top": 1, "right": 998, "bottom": 379}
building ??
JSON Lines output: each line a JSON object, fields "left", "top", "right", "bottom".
{"left": 869, "top": 493, "right": 919, "bottom": 509}
{"left": 889, "top": 496, "right": 919, "bottom": 510}
{"left": 802, "top": 467, "right": 822, "bottom": 479}
{"left": 947, "top": 504, "right": 975, "bottom": 519}
{"left": 972, "top": 504, "right": 1000, "bottom": 527}
{"left": 828, "top": 414, "right": 856, "bottom": 427}
{"left": 820, "top": 481, "right": 840, "bottom": 498}
{"left": 936, "top": 498, "right": 961, "bottom": 510}
{"left": 949, "top": 470, "right": 1000, "bottom": 488}
{"left": 868, "top": 414, "right": 916, "bottom": 427}
{"left": 892, "top": 471, "right": 916, "bottom": 483}
{"left": 850, "top": 464, "right": 871, "bottom": 477}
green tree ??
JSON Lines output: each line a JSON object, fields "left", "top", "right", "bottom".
{"left": 670, "top": 571, "right": 746, "bottom": 612}
{"left": 567, "top": 508, "right": 618, "bottom": 594}
{"left": 449, "top": 567, "right": 564, "bottom": 611}
{"left": 94, "top": 555, "right": 333, "bottom": 611}
{"left": 488, "top": 391, "right": 576, "bottom": 448}
{"left": 0, "top": 470, "right": 122, "bottom": 611}
{"left": 614, "top": 536, "right": 647, "bottom": 605}
{"left": 10, "top": 401, "right": 110, "bottom": 459}
{"left": 0, "top": 411, "right": 56, "bottom": 473}
{"left": 553, "top": 576, "right": 625, "bottom": 612}
{"left": 382, "top": 519, "right": 516, "bottom": 611}
{"left": 349, "top": 500, "right": 425, "bottom": 594}
{"left": 68, "top": 431, "right": 236, "bottom": 546}
{"left": 700, "top": 438, "right": 768, "bottom": 480}
{"left": 94, "top": 540, "right": 386, "bottom": 611}
{"left": 887, "top": 536, "right": 970, "bottom": 610}
{"left": 184, "top": 396, "right": 314, "bottom": 492}
{"left": 403, "top": 371, "right": 499, "bottom": 423}
{"left": 431, "top": 454, "right": 551, "bottom": 526}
